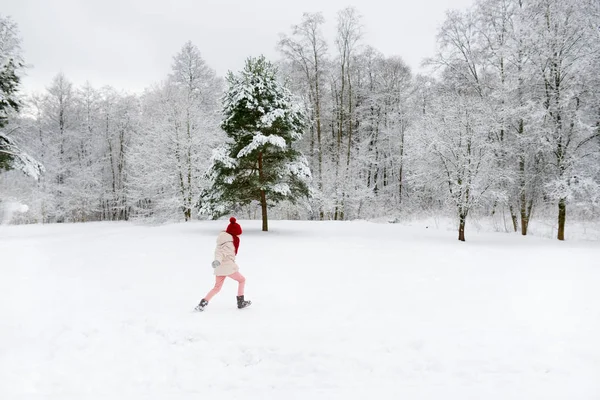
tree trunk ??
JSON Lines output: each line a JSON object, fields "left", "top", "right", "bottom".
{"left": 186, "top": 118, "right": 193, "bottom": 222}
{"left": 315, "top": 79, "right": 323, "bottom": 219}
{"left": 557, "top": 197, "right": 566, "bottom": 241}
{"left": 118, "top": 129, "right": 128, "bottom": 221}
{"left": 520, "top": 207, "right": 529, "bottom": 236}
{"left": 508, "top": 205, "right": 518, "bottom": 232}
{"left": 258, "top": 151, "right": 268, "bottom": 231}
{"left": 398, "top": 126, "right": 405, "bottom": 204}
{"left": 260, "top": 189, "right": 268, "bottom": 231}
{"left": 346, "top": 68, "right": 352, "bottom": 167}
{"left": 458, "top": 212, "right": 466, "bottom": 242}
{"left": 518, "top": 152, "right": 530, "bottom": 236}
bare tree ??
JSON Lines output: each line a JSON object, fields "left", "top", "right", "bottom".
{"left": 529, "top": 0, "right": 598, "bottom": 240}
{"left": 278, "top": 12, "right": 329, "bottom": 218}
{"left": 333, "top": 7, "right": 362, "bottom": 220}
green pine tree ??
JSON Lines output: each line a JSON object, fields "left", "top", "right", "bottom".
{"left": 198, "top": 55, "right": 311, "bottom": 231}
{"left": 0, "top": 16, "right": 43, "bottom": 179}
{"left": 0, "top": 57, "right": 23, "bottom": 172}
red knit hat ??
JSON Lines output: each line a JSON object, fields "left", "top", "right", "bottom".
{"left": 226, "top": 217, "right": 242, "bottom": 236}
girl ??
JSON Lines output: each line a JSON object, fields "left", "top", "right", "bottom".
{"left": 195, "top": 217, "right": 251, "bottom": 311}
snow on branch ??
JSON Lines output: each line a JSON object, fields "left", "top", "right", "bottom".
{"left": 237, "top": 133, "right": 287, "bottom": 158}
{"left": 269, "top": 183, "right": 291, "bottom": 196}
{"left": 210, "top": 145, "right": 237, "bottom": 169}
{"left": 285, "top": 158, "right": 312, "bottom": 179}
{"left": 0, "top": 132, "right": 44, "bottom": 180}
{"left": 259, "top": 109, "right": 286, "bottom": 128}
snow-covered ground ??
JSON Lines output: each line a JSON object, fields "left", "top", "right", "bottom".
{"left": 1, "top": 220, "right": 599, "bottom": 399}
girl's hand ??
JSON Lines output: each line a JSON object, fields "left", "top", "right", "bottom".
{"left": 211, "top": 260, "right": 220, "bottom": 268}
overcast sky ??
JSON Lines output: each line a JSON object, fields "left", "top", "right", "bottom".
{"left": 3, "top": 0, "right": 474, "bottom": 94}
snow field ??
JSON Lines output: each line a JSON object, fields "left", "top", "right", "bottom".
{"left": 1, "top": 220, "right": 599, "bottom": 399}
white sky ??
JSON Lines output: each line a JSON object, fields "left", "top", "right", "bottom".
{"left": 2, "top": 0, "right": 475, "bottom": 94}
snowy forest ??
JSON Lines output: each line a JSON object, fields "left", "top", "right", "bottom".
{"left": 1, "top": 0, "right": 599, "bottom": 241}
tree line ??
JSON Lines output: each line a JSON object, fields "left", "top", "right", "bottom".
{"left": 1, "top": 0, "right": 598, "bottom": 240}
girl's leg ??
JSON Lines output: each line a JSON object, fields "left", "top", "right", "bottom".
{"left": 204, "top": 276, "right": 226, "bottom": 301}
{"left": 227, "top": 272, "right": 246, "bottom": 296}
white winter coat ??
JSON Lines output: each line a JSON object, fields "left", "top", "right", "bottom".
{"left": 213, "top": 231, "right": 239, "bottom": 276}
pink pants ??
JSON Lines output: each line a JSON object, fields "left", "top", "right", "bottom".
{"left": 204, "top": 272, "right": 246, "bottom": 301}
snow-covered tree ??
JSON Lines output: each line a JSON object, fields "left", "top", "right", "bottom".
{"left": 198, "top": 55, "right": 311, "bottom": 231}
{"left": 278, "top": 12, "right": 329, "bottom": 219}
{"left": 331, "top": 7, "right": 363, "bottom": 220}
{"left": 0, "top": 15, "right": 43, "bottom": 180}
{"left": 0, "top": 132, "right": 44, "bottom": 179}
{"left": 412, "top": 78, "right": 498, "bottom": 241}
{"left": 2, "top": 4, "right": 598, "bottom": 238}
{"left": 97, "top": 88, "right": 138, "bottom": 221}
{"left": 0, "top": 15, "right": 22, "bottom": 130}
{"left": 128, "top": 42, "right": 222, "bottom": 221}
{"left": 39, "top": 73, "right": 78, "bottom": 222}
{"left": 354, "top": 50, "right": 413, "bottom": 214}
{"left": 528, "top": 0, "right": 599, "bottom": 240}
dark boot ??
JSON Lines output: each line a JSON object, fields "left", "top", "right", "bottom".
{"left": 194, "top": 298, "right": 208, "bottom": 312}
{"left": 236, "top": 295, "right": 251, "bottom": 309}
